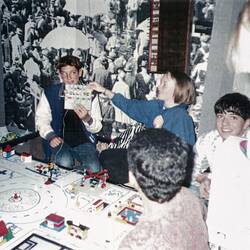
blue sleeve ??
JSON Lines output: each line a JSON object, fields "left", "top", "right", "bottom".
{"left": 175, "top": 117, "right": 196, "bottom": 146}
{"left": 162, "top": 111, "right": 196, "bottom": 145}
{"left": 111, "top": 94, "right": 159, "bottom": 126}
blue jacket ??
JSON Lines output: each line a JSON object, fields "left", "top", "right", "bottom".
{"left": 44, "top": 83, "right": 64, "bottom": 138}
{"left": 112, "top": 94, "right": 196, "bottom": 145}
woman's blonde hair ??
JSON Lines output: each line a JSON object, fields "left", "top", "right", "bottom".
{"left": 170, "top": 71, "right": 196, "bottom": 105}
{"left": 227, "top": 1, "right": 250, "bottom": 72}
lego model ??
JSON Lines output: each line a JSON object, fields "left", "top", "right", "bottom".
{"left": 0, "top": 220, "right": 13, "bottom": 245}
{"left": 66, "top": 220, "right": 89, "bottom": 240}
{"left": 117, "top": 207, "right": 142, "bottom": 225}
{"left": 81, "top": 169, "right": 109, "bottom": 188}
{"left": 88, "top": 199, "right": 109, "bottom": 213}
{"left": 28, "top": 162, "right": 57, "bottom": 184}
{"left": 44, "top": 162, "right": 55, "bottom": 185}
{"left": 34, "top": 164, "right": 46, "bottom": 174}
{"left": 127, "top": 194, "right": 143, "bottom": 210}
{"left": 20, "top": 153, "right": 32, "bottom": 163}
{"left": 28, "top": 163, "right": 61, "bottom": 181}
{"left": 40, "top": 213, "right": 66, "bottom": 232}
{"left": 10, "top": 192, "right": 21, "bottom": 202}
{"left": 0, "top": 132, "right": 18, "bottom": 144}
{"left": 2, "top": 145, "right": 15, "bottom": 158}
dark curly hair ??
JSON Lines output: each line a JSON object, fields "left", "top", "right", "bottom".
{"left": 56, "top": 55, "right": 82, "bottom": 71}
{"left": 214, "top": 92, "right": 250, "bottom": 120}
{"left": 127, "top": 128, "right": 190, "bottom": 203}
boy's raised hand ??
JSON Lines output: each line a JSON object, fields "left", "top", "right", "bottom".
{"left": 74, "top": 104, "right": 91, "bottom": 123}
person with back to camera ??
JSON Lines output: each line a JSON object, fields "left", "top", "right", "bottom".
{"left": 118, "top": 128, "right": 209, "bottom": 250}
{"left": 35, "top": 55, "right": 102, "bottom": 173}
{"left": 89, "top": 70, "right": 196, "bottom": 146}
{"left": 191, "top": 92, "right": 250, "bottom": 201}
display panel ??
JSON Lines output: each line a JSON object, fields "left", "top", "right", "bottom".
{"left": 149, "top": 0, "right": 192, "bottom": 73}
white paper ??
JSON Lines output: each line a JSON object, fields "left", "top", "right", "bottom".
{"left": 64, "top": 84, "right": 92, "bottom": 110}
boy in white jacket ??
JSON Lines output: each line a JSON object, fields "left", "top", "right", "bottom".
{"left": 191, "top": 93, "right": 250, "bottom": 199}
{"left": 36, "top": 55, "right": 102, "bottom": 172}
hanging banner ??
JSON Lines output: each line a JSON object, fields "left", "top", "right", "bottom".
{"left": 149, "top": 0, "right": 160, "bottom": 72}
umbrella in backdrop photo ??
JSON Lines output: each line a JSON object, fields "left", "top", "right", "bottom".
{"left": 40, "top": 26, "right": 90, "bottom": 50}
{"left": 64, "top": 0, "right": 108, "bottom": 17}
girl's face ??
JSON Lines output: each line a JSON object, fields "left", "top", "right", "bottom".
{"left": 157, "top": 73, "right": 176, "bottom": 102}
{"left": 216, "top": 112, "right": 250, "bottom": 140}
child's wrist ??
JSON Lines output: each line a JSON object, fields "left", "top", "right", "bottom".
{"left": 83, "top": 114, "right": 93, "bottom": 125}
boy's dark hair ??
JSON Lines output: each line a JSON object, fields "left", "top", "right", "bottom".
{"left": 56, "top": 55, "right": 82, "bottom": 71}
{"left": 214, "top": 92, "right": 250, "bottom": 120}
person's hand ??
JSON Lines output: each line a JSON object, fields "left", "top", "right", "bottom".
{"left": 88, "top": 82, "right": 114, "bottom": 99}
{"left": 50, "top": 136, "right": 63, "bottom": 148}
{"left": 88, "top": 82, "right": 105, "bottom": 93}
{"left": 196, "top": 173, "right": 211, "bottom": 200}
{"left": 153, "top": 115, "right": 164, "bottom": 128}
{"left": 96, "top": 142, "right": 109, "bottom": 152}
{"left": 74, "top": 104, "right": 91, "bottom": 123}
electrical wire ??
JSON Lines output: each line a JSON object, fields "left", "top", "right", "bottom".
{"left": 54, "top": 110, "right": 68, "bottom": 165}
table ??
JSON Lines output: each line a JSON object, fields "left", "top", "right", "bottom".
{"left": 0, "top": 154, "right": 143, "bottom": 250}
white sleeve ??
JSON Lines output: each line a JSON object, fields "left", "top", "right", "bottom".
{"left": 82, "top": 96, "right": 102, "bottom": 133}
{"left": 35, "top": 91, "right": 54, "bottom": 139}
{"left": 191, "top": 133, "right": 211, "bottom": 188}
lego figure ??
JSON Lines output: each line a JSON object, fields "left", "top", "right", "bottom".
{"left": 101, "top": 170, "right": 109, "bottom": 188}
{"left": 44, "top": 162, "right": 55, "bottom": 185}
